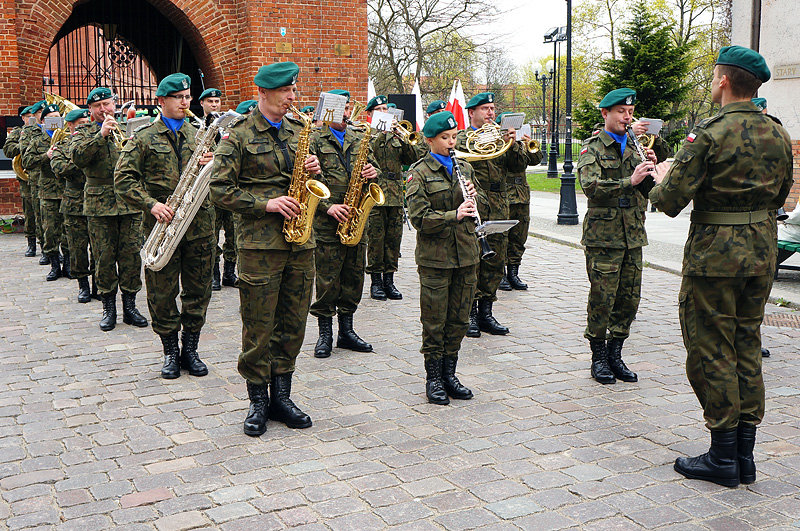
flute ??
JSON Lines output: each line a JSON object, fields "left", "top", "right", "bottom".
{"left": 448, "top": 148, "right": 495, "bottom": 260}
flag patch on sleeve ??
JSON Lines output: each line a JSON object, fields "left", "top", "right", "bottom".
{"left": 221, "top": 132, "right": 230, "bottom": 140}
{"left": 580, "top": 147, "right": 588, "bottom": 155}
{"left": 686, "top": 133, "right": 696, "bottom": 143}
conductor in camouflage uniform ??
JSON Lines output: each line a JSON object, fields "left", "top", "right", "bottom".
{"left": 71, "top": 87, "right": 148, "bottom": 332}
{"left": 407, "top": 112, "right": 488, "bottom": 405}
{"left": 3, "top": 106, "right": 38, "bottom": 257}
{"left": 309, "top": 89, "right": 380, "bottom": 359}
{"left": 116, "top": 73, "right": 214, "bottom": 380}
{"left": 651, "top": 46, "right": 793, "bottom": 488}
{"left": 210, "top": 62, "right": 322, "bottom": 436}
{"left": 51, "top": 108, "right": 93, "bottom": 302}
{"left": 577, "top": 88, "right": 657, "bottom": 385}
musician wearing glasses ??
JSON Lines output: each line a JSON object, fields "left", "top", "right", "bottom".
{"left": 210, "top": 62, "right": 322, "bottom": 437}
{"left": 116, "top": 74, "right": 215, "bottom": 380}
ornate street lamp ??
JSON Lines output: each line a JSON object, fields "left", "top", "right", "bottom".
{"left": 558, "top": 0, "right": 578, "bottom": 225}
{"left": 534, "top": 62, "right": 554, "bottom": 166}
{"left": 544, "top": 27, "right": 566, "bottom": 180}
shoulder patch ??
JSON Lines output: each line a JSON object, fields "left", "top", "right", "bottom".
{"left": 133, "top": 121, "right": 153, "bottom": 134}
{"left": 580, "top": 147, "right": 588, "bottom": 155}
{"left": 686, "top": 133, "right": 696, "bottom": 143}
{"left": 695, "top": 114, "right": 723, "bottom": 130}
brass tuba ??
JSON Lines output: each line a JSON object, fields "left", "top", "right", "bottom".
{"left": 453, "top": 122, "right": 514, "bottom": 162}
{"left": 12, "top": 155, "right": 28, "bottom": 181}
{"left": 43, "top": 92, "right": 80, "bottom": 147}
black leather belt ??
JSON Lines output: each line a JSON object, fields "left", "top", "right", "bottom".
{"left": 385, "top": 172, "right": 401, "bottom": 180}
{"left": 588, "top": 197, "right": 632, "bottom": 208}
{"left": 489, "top": 183, "right": 503, "bottom": 192}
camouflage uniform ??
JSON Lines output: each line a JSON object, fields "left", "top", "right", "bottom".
{"left": 507, "top": 149, "right": 541, "bottom": 265}
{"left": 115, "top": 119, "right": 215, "bottom": 336}
{"left": 214, "top": 207, "right": 237, "bottom": 262}
{"left": 578, "top": 130, "right": 653, "bottom": 341}
{"left": 22, "top": 129, "right": 68, "bottom": 256}
{"left": 70, "top": 121, "right": 142, "bottom": 296}
{"left": 3, "top": 127, "right": 36, "bottom": 240}
{"left": 209, "top": 112, "right": 314, "bottom": 383}
{"left": 649, "top": 101, "right": 793, "bottom": 430}
{"left": 21, "top": 125, "right": 45, "bottom": 246}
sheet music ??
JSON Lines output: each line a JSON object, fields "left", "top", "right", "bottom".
{"left": 517, "top": 123, "right": 531, "bottom": 141}
{"left": 43, "top": 116, "right": 64, "bottom": 131}
{"left": 314, "top": 93, "right": 347, "bottom": 124}
{"left": 476, "top": 220, "right": 519, "bottom": 235}
{"left": 639, "top": 118, "right": 663, "bottom": 135}
{"left": 371, "top": 111, "right": 395, "bottom": 132}
{"left": 387, "top": 108, "right": 404, "bottom": 121}
{"left": 499, "top": 113, "right": 525, "bottom": 131}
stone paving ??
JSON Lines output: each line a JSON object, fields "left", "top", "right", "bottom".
{"left": 1, "top": 228, "right": 800, "bottom": 531}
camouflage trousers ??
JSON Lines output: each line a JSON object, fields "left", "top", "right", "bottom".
{"left": 679, "top": 275, "right": 770, "bottom": 430}
{"left": 584, "top": 246, "right": 643, "bottom": 341}
{"left": 507, "top": 202, "right": 530, "bottom": 265}
{"left": 475, "top": 232, "right": 507, "bottom": 302}
{"left": 30, "top": 183, "right": 43, "bottom": 244}
{"left": 310, "top": 240, "right": 366, "bottom": 318}
{"left": 64, "top": 214, "right": 92, "bottom": 279}
{"left": 366, "top": 206, "right": 403, "bottom": 274}
{"left": 144, "top": 235, "right": 213, "bottom": 337}
{"left": 19, "top": 180, "right": 36, "bottom": 238}
{"left": 237, "top": 248, "right": 314, "bottom": 383}
{"left": 87, "top": 213, "right": 143, "bottom": 296}
{"left": 40, "top": 198, "right": 68, "bottom": 256}
{"left": 419, "top": 264, "right": 478, "bottom": 362}
{"left": 213, "top": 206, "right": 236, "bottom": 263}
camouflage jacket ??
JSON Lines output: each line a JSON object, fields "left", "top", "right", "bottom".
{"left": 71, "top": 121, "right": 137, "bottom": 217}
{"left": 22, "top": 128, "right": 63, "bottom": 200}
{"left": 51, "top": 135, "right": 86, "bottom": 216}
{"left": 19, "top": 125, "right": 46, "bottom": 187}
{"left": 649, "top": 101, "right": 793, "bottom": 277}
{"left": 506, "top": 149, "right": 539, "bottom": 204}
{"left": 115, "top": 118, "right": 213, "bottom": 241}
{"left": 406, "top": 152, "right": 489, "bottom": 269}
{"left": 310, "top": 126, "right": 381, "bottom": 242}
{"left": 209, "top": 112, "right": 314, "bottom": 251}
{"left": 2, "top": 126, "right": 22, "bottom": 158}
{"left": 370, "top": 130, "right": 426, "bottom": 206}
{"left": 577, "top": 130, "right": 653, "bottom": 249}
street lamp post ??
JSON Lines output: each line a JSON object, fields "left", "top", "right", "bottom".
{"left": 557, "top": 0, "right": 578, "bottom": 225}
{"left": 544, "top": 27, "right": 566, "bottom": 179}
{"left": 534, "top": 65, "right": 554, "bottom": 166}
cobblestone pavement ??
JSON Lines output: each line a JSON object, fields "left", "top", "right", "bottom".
{"left": 1, "top": 229, "right": 800, "bottom": 531}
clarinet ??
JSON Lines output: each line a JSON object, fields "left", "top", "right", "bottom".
{"left": 449, "top": 148, "right": 496, "bottom": 260}
{"left": 626, "top": 125, "right": 653, "bottom": 174}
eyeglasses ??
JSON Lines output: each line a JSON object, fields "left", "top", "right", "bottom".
{"left": 166, "top": 95, "right": 193, "bottom": 101}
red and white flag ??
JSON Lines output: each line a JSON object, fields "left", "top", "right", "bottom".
{"left": 411, "top": 78, "right": 424, "bottom": 132}
{"left": 446, "top": 80, "right": 468, "bottom": 129}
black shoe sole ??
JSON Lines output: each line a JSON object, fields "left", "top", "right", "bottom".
{"left": 370, "top": 293, "right": 387, "bottom": 300}
{"left": 243, "top": 424, "right": 267, "bottom": 436}
{"left": 613, "top": 375, "right": 638, "bottom": 382}
{"left": 211, "top": 285, "right": 222, "bottom": 291}
{"left": 161, "top": 372, "right": 180, "bottom": 379}
{"left": 740, "top": 474, "right": 756, "bottom": 484}
{"left": 479, "top": 326, "right": 509, "bottom": 335}
{"left": 591, "top": 370, "right": 616, "bottom": 384}
{"left": 465, "top": 330, "right": 481, "bottom": 338}
{"left": 336, "top": 340, "right": 373, "bottom": 352}
{"left": 123, "top": 316, "right": 149, "bottom": 328}
{"left": 270, "top": 414, "right": 312, "bottom": 429}
{"left": 182, "top": 369, "right": 208, "bottom": 377}
{"left": 385, "top": 294, "right": 403, "bottom": 300}
{"left": 445, "top": 390, "right": 473, "bottom": 400}
{"left": 673, "top": 462, "right": 740, "bottom": 488}
{"left": 99, "top": 323, "right": 116, "bottom": 332}
{"left": 427, "top": 395, "right": 450, "bottom": 405}
{"left": 314, "top": 351, "right": 331, "bottom": 358}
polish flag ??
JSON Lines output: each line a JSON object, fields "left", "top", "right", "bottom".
{"left": 411, "top": 78, "right": 424, "bottom": 132}
{"left": 446, "top": 80, "right": 468, "bottom": 129}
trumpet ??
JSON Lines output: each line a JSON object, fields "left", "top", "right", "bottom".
{"left": 104, "top": 111, "right": 129, "bottom": 150}
{"left": 391, "top": 119, "right": 421, "bottom": 146}
{"left": 452, "top": 122, "right": 514, "bottom": 162}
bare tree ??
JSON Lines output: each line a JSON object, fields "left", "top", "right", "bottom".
{"left": 573, "top": 0, "right": 628, "bottom": 61}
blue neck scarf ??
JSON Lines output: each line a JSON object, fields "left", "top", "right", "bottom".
{"left": 264, "top": 115, "right": 282, "bottom": 130}
{"left": 329, "top": 126, "right": 346, "bottom": 147}
{"left": 161, "top": 116, "right": 184, "bottom": 135}
{"left": 430, "top": 152, "right": 453, "bottom": 175}
{"left": 44, "top": 128, "right": 54, "bottom": 138}
{"left": 605, "top": 129, "right": 627, "bottom": 156}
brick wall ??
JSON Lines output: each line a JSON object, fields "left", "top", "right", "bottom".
{"left": 0, "top": 179, "right": 22, "bottom": 215}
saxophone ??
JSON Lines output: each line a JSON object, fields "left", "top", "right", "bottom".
{"left": 141, "top": 110, "right": 239, "bottom": 271}
{"left": 283, "top": 105, "right": 331, "bottom": 244}
{"left": 336, "top": 103, "right": 385, "bottom": 246}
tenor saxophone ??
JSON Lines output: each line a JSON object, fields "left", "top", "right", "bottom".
{"left": 283, "top": 105, "right": 331, "bottom": 244}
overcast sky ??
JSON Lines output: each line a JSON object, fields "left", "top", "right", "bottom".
{"left": 491, "top": 0, "right": 572, "bottom": 69}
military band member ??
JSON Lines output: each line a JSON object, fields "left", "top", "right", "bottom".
{"left": 651, "top": 46, "right": 793, "bottom": 487}
{"left": 299, "top": 105, "right": 315, "bottom": 118}
{"left": 577, "top": 88, "right": 656, "bottom": 385}
{"left": 309, "top": 89, "right": 380, "bottom": 359}
{"left": 116, "top": 73, "right": 214, "bottom": 379}
{"left": 751, "top": 97, "right": 767, "bottom": 113}
{"left": 235, "top": 100, "right": 258, "bottom": 116}
{"left": 51, "top": 109, "right": 93, "bottom": 302}
{"left": 71, "top": 87, "right": 148, "bottom": 332}
{"left": 407, "top": 112, "right": 487, "bottom": 404}
{"left": 2, "top": 106, "right": 37, "bottom": 257}
{"left": 22, "top": 100, "right": 49, "bottom": 264}
{"left": 426, "top": 100, "right": 447, "bottom": 118}
{"left": 210, "top": 62, "right": 321, "bottom": 436}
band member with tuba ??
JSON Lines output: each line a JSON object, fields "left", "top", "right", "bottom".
{"left": 210, "top": 62, "right": 322, "bottom": 436}
{"left": 308, "top": 89, "right": 380, "bottom": 359}
{"left": 116, "top": 73, "right": 214, "bottom": 379}
{"left": 2, "top": 106, "right": 37, "bottom": 257}
{"left": 71, "top": 87, "right": 148, "bottom": 332}
{"left": 577, "top": 88, "right": 656, "bottom": 385}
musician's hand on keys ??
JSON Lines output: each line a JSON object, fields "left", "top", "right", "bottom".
{"left": 362, "top": 163, "right": 378, "bottom": 180}
{"left": 504, "top": 128, "right": 516, "bottom": 142}
{"left": 457, "top": 198, "right": 477, "bottom": 221}
{"left": 631, "top": 160, "right": 655, "bottom": 185}
{"left": 653, "top": 160, "right": 672, "bottom": 185}
{"left": 631, "top": 121, "right": 649, "bottom": 136}
{"left": 305, "top": 155, "right": 321, "bottom": 175}
{"left": 267, "top": 196, "right": 302, "bottom": 219}
{"left": 327, "top": 204, "right": 351, "bottom": 223}
{"left": 645, "top": 148, "right": 657, "bottom": 164}
{"left": 46, "top": 146, "right": 56, "bottom": 159}
{"left": 151, "top": 202, "right": 175, "bottom": 223}
{"left": 198, "top": 152, "right": 213, "bottom": 166}
{"left": 521, "top": 134, "right": 531, "bottom": 143}
{"left": 100, "top": 113, "right": 117, "bottom": 138}
{"left": 464, "top": 180, "right": 477, "bottom": 198}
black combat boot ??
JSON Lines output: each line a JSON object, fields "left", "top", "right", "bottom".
{"left": 674, "top": 429, "right": 740, "bottom": 488}
{"left": 336, "top": 313, "right": 373, "bottom": 352}
{"left": 441, "top": 356, "right": 473, "bottom": 400}
{"left": 761, "top": 347, "right": 770, "bottom": 358}
{"left": 121, "top": 292, "right": 149, "bottom": 328}
{"left": 243, "top": 381, "right": 269, "bottom": 436}
{"left": 606, "top": 338, "right": 638, "bottom": 382}
{"left": 314, "top": 316, "right": 333, "bottom": 358}
{"left": 99, "top": 293, "right": 116, "bottom": 331}
{"left": 424, "top": 358, "right": 450, "bottom": 405}
{"left": 222, "top": 260, "right": 237, "bottom": 287}
{"left": 160, "top": 331, "right": 181, "bottom": 379}
{"left": 180, "top": 330, "right": 208, "bottom": 376}
{"left": 507, "top": 265, "right": 528, "bottom": 290}
{"left": 77, "top": 277, "right": 91, "bottom": 303}
{"left": 466, "top": 301, "right": 481, "bottom": 338}
{"left": 46, "top": 253, "right": 62, "bottom": 281}
{"left": 25, "top": 236, "right": 36, "bottom": 257}
{"left": 590, "top": 339, "right": 616, "bottom": 384}
{"left": 38, "top": 244, "right": 49, "bottom": 265}
{"left": 498, "top": 272, "right": 512, "bottom": 291}
{"left": 211, "top": 259, "right": 221, "bottom": 291}
{"left": 383, "top": 273, "right": 403, "bottom": 300}
{"left": 370, "top": 273, "right": 387, "bottom": 300}
{"left": 61, "top": 250, "right": 71, "bottom": 279}
{"left": 737, "top": 423, "right": 757, "bottom": 484}
{"left": 478, "top": 299, "right": 509, "bottom": 335}
{"left": 269, "top": 373, "right": 312, "bottom": 428}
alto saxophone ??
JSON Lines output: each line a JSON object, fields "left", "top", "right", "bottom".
{"left": 141, "top": 110, "right": 239, "bottom": 271}
{"left": 283, "top": 105, "right": 331, "bottom": 244}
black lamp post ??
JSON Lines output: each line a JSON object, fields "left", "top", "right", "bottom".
{"left": 557, "top": 0, "right": 578, "bottom": 225}
{"left": 534, "top": 65, "right": 554, "bottom": 166}
{"left": 544, "top": 27, "right": 566, "bottom": 179}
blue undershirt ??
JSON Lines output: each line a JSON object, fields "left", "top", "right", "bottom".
{"left": 264, "top": 116, "right": 282, "bottom": 130}
{"left": 161, "top": 116, "right": 184, "bottom": 135}
{"left": 329, "top": 126, "right": 346, "bottom": 147}
{"left": 430, "top": 152, "right": 453, "bottom": 175}
{"left": 605, "top": 129, "right": 627, "bottom": 156}
{"left": 43, "top": 127, "right": 54, "bottom": 138}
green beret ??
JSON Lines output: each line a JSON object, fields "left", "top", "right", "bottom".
{"left": 751, "top": 97, "right": 767, "bottom": 111}
{"left": 86, "top": 88, "right": 113, "bottom": 105}
{"left": 40, "top": 104, "right": 60, "bottom": 118}
{"left": 716, "top": 45, "right": 770, "bottom": 82}
{"left": 426, "top": 100, "right": 446, "bottom": 114}
{"left": 328, "top": 89, "right": 350, "bottom": 102}
{"left": 598, "top": 88, "right": 637, "bottom": 109}
{"left": 366, "top": 95, "right": 388, "bottom": 110}
{"left": 29, "top": 100, "right": 46, "bottom": 114}
{"left": 254, "top": 62, "right": 299, "bottom": 89}
{"left": 199, "top": 88, "right": 222, "bottom": 101}
{"left": 20, "top": 106, "right": 31, "bottom": 116}
{"left": 387, "top": 103, "right": 397, "bottom": 109}
{"left": 466, "top": 92, "right": 495, "bottom": 109}
{"left": 423, "top": 111, "right": 458, "bottom": 138}
{"left": 157, "top": 73, "right": 191, "bottom": 97}
{"left": 300, "top": 106, "right": 315, "bottom": 113}
{"left": 65, "top": 109, "right": 90, "bottom": 122}
{"left": 236, "top": 100, "right": 258, "bottom": 115}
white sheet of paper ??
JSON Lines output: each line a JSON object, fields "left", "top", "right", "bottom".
{"left": 387, "top": 108, "right": 404, "bottom": 121}
{"left": 639, "top": 118, "right": 663, "bottom": 135}
{"left": 476, "top": 220, "right": 519, "bottom": 234}
{"left": 516, "top": 123, "right": 531, "bottom": 141}
{"left": 371, "top": 111, "right": 395, "bottom": 132}
{"left": 43, "top": 116, "right": 64, "bottom": 131}
{"left": 500, "top": 113, "right": 525, "bottom": 131}
{"left": 314, "top": 93, "right": 347, "bottom": 124}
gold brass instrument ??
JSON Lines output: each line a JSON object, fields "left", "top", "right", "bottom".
{"left": 631, "top": 118, "right": 657, "bottom": 149}
{"left": 43, "top": 93, "right": 80, "bottom": 147}
{"left": 453, "top": 123, "right": 514, "bottom": 162}
{"left": 626, "top": 124, "right": 655, "bottom": 179}
{"left": 105, "top": 114, "right": 129, "bottom": 150}
{"left": 283, "top": 105, "right": 331, "bottom": 244}
{"left": 526, "top": 139, "right": 541, "bottom": 154}
{"left": 12, "top": 155, "right": 28, "bottom": 182}
{"left": 391, "top": 119, "right": 421, "bottom": 146}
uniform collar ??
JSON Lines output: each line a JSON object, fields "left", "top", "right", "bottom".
{"left": 598, "top": 129, "right": 633, "bottom": 160}
{"left": 322, "top": 125, "right": 356, "bottom": 150}
{"left": 423, "top": 152, "right": 453, "bottom": 178}
{"left": 154, "top": 116, "right": 189, "bottom": 137}
{"left": 720, "top": 100, "right": 761, "bottom": 114}
{"left": 253, "top": 112, "right": 292, "bottom": 141}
